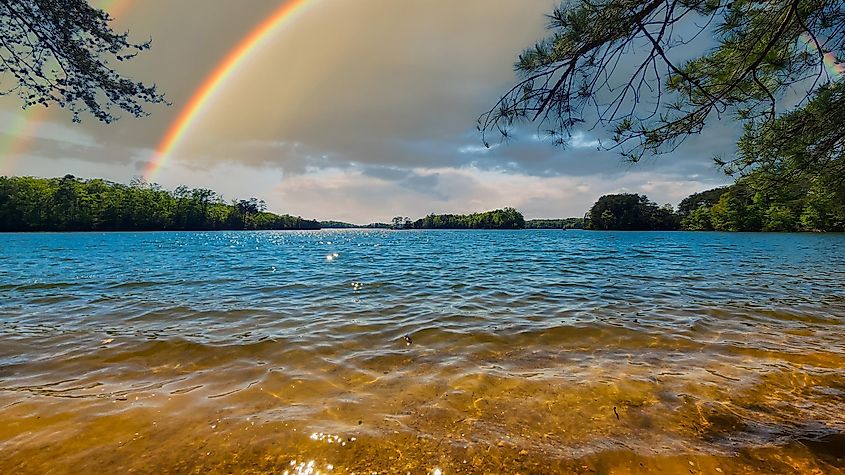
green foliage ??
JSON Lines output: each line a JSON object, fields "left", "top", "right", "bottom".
{"left": 683, "top": 206, "right": 714, "bottom": 231}
{"left": 733, "top": 82, "right": 845, "bottom": 186}
{"left": 586, "top": 176, "right": 843, "bottom": 232}
{"left": 677, "top": 187, "right": 732, "bottom": 218}
{"left": 0, "top": 0, "right": 165, "bottom": 122}
{"left": 0, "top": 175, "right": 320, "bottom": 232}
{"left": 391, "top": 216, "right": 412, "bottom": 229}
{"left": 405, "top": 208, "right": 525, "bottom": 229}
{"left": 320, "top": 221, "right": 357, "bottom": 229}
{"left": 586, "top": 194, "right": 679, "bottom": 230}
{"left": 321, "top": 221, "right": 392, "bottom": 229}
{"left": 763, "top": 205, "right": 797, "bottom": 231}
{"left": 525, "top": 218, "right": 584, "bottom": 229}
{"left": 679, "top": 175, "right": 844, "bottom": 232}
{"left": 709, "top": 191, "right": 755, "bottom": 231}
{"left": 483, "top": 0, "right": 844, "bottom": 179}
{"left": 484, "top": 0, "right": 845, "bottom": 230}
{"left": 799, "top": 178, "right": 843, "bottom": 230}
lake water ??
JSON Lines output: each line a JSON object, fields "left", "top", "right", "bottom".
{"left": 1, "top": 230, "right": 844, "bottom": 474}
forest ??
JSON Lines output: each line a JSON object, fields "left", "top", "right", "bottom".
{"left": 320, "top": 221, "right": 390, "bottom": 229}
{"left": 525, "top": 218, "right": 585, "bottom": 229}
{"left": 586, "top": 194, "right": 679, "bottom": 231}
{"left": 4, "top": 174, "right": 842, "bottom": 233}
{"left": 677, "top": 181, "right": 845, "bottom": 232}
{"left": 396, "top": 208, "right": 525, "bottom": 229}
{"left": 588, "top": 174, "right": 845, "bottom": 232}
{"left": 0, "top": 175, "right": 321, "bottom": 232}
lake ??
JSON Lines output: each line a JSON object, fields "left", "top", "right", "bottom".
{"left": 1, "top": 230, "right": 844, "bottom": 474}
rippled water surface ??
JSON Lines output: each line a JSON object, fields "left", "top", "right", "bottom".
{"left": 1, "top": 230, "right": 845, "bottom": 474}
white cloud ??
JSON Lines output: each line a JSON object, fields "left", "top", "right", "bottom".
{"left": 570, "top": 132, "right": 600, "bottom": 149}
{"left": 531, "top": 131, "right": 599, "bottom": 149}
{"left": 458, "top": 143, "right": 500, "bottom": 154}
{"left": 267, "top": 164, "right": 725, "bottom": 223}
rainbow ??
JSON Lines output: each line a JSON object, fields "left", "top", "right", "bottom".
{"left": 94, "top": 0, "right": 133, "bottom": 19}
{"left": 799, "top": 33, "right": 845, "bottom": 79}
{"left": 0, "top": 0, "right": 133, "bottom": 175}
{"left": 0, "top": 107, "right": 47, "bottom": 176}
{"left": 146, "top": 0, "right": 312, "bottom": 181}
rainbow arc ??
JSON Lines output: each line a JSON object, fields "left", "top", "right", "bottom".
{"left": 145, "top": 0, "right": 312, "bottom": 181}
{"left": 8, "top": 3, "right": 841, "bottom": 181}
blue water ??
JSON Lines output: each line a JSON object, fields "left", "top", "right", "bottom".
{"left": 1, "top": 230, "right": 844, "bottom": 473}
{"left": 2, "top": 230, "right": 843, "bottom": 338}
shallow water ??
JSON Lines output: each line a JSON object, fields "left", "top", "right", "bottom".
{"left": 1, "top": 230, "right": 844, "bottom": 474}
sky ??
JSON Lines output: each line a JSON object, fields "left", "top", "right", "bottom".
{"left": 0, "top": 0, "right": 734, "bottom": 223}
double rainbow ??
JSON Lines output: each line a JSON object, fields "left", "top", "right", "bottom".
{"left": 145, "top": 10, "right": 843, "bottom": 181}
{"left": 145, "top": 0, "right": 312, "bottom": 181}
{"left": 4, "top": 3, "right": 844, "bottom": 182}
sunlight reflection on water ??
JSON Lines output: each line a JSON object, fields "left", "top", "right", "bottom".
{"left": 1, "top": 230, "right": 844, "bottom": 473}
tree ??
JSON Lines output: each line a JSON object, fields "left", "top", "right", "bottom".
{"left": 598, "top": 209, "right": 616, "bottom": 230}
{"left": 683, "top": 206, "right": 714, "bottom": 231}
{"left": 400, "top": 208, "right": 526, "bottom": 229}
{"left": 481, "top": 0, "right": 844, "bottom": 179}
{"left": 0, "top": 0, "right": 164, "bottom": 122}
{"left": 707, "top": 187, "right": 767, "bottom": 231}
{"left": 763, "top": 204, "right": 797, "bottom": 231}
{"left": 525, "top": 218, "right": 585, "bottom": 229}
{"left": 587, "top": 193, "right": 678, "bottom": 230}
{"left": 677, "top": 187, "right": 732, "bottom": 218}
{"left": 0, "top": 176, "right": 321, "bottom": 232}
{"left": 234, "top": 198, "right": 266, "bottom": 228}
{"left": 799, "top": 178, "right": 841, "bottom": 230}
{"left": 236, "top": 198, "right": 266, "bottom": 215}
{"left": 734, "top": 82, "right": 845, "bottom": 187}
{"left": 677, "top": 178, "right": 843, "bottom": 232}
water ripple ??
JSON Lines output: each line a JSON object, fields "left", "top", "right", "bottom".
{"left": 1, "top": 230, "right": 845, "bottom": 472}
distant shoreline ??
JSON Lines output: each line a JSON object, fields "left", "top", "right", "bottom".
{"left": 2, "top": 228, "right": 841, "bottom": 234}
{"left": 3, "top": 175, "right": 841, "bottom": 233}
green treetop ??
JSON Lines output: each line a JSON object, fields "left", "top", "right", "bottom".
{"left": 482, "top": 1, "right": 844, "bottom": 186}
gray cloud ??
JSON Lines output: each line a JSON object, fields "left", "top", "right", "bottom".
{"left": 1, "top": 0, "right": 735, "bottom": 220}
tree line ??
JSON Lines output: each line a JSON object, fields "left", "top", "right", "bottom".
{"left": 320, "top": 221, "right": 390, "bottom": 229}
{"left": 588, "top": 174, "right": 845, "bottom": 232}
{"left": 393, "top": 208, "right": 526, "bottom": 229}
{"left": 678, "top": 183, "right": 844, "bottom": 233}
{"left": 525, "top": 218, "right": 584, "bottom": 229}
{"left": 483, "top": 0, "right": 843, "bottom": 236}
{"left": 1, "top": 2, "right": 842, "bottom": 237}
{"left": 0, "top": 175, "right": 320, "bottom": 232}
{"left": 3, "top": 174, "right": 840, "bottom": 233}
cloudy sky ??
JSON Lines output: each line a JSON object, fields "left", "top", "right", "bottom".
{"left": 0, "top": 0, "right": 733, "bottom": 223}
